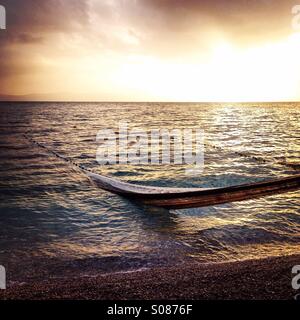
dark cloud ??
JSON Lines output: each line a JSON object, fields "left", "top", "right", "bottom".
{"left": 142, "top": 0, "right": 288, "bottom": 21}
{"left": 0, "top": 0, "right": 89, "bottom": 45}
{"left": 12, "top": 33, "right": 44, "bottom": 44}
{"left": 0, "top": 0, "right": 90, "bottom": 93}
{"left": 0, "top": 0, "right": 295, "bottom": 52}
{"left": 139, "top": 0, "right": 295, "bottom": 43}
{"left": 79, "top": 0, "right": 295, "bottom": 59}
{"left": 4, "top": 0, "right": 89, "bottom": 30}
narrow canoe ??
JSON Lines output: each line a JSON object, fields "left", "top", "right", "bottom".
{"left": 86, "top": 171, "right": 300, "bottom": 209}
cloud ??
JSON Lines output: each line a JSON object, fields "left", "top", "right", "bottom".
{"left": 0, "top": 0, "right": 89, "bottom": 46}
{"left": 138, "top": 0, "right": 295, "bottom": 46}
{"left": 1, "top": 0, "right": 295, "bottom": 55}
{"left": 4, "top": 0, "right": 89, "bottom": 31}
{"left": 0, "top": 0, "right": 91, "bottom": 91}
{"left": 80, "top": 0, "right": 296, "bottom": 59}
{"left": 0, "top": 0, "right": 298, "bottom": 98}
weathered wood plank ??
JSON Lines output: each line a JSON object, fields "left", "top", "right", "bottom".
{"left": 87, "top": 171, "right": 300, "bottom": 209}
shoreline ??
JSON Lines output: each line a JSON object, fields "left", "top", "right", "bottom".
{"left": 1, "top": 254, "right": 299, "bottom": 300}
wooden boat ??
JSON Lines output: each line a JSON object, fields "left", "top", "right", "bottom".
{"left": 23, "top": 134, "right": 300, "bottom": 209}
{"left": 86, "top": 171, "right": 300, "bottom": 209}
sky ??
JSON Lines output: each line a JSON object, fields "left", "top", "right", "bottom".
{"left": 0, "top": 0, "right": 300, "bottom": 102}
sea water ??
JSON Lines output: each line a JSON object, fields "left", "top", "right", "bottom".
{"left": 0, "top": 102, "right": 299, "bottom": 283}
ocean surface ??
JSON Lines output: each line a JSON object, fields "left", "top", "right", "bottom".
{"left": 0, "top": 102, "right": 299, "bottom": 283}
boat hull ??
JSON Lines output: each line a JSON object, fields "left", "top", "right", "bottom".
{"left": 138, "top": 175, "right": 300, "bottom": 209}
{"left": 87, "top": 172, "right": 300, "bottom": 209}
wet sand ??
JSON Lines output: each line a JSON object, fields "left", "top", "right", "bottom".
{"left": 1, "top": 254, "right": 299, "bottom": 300}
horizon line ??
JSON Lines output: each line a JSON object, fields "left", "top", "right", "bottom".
{"left": 0, "top": 100, "right": 300, "bottom": 104}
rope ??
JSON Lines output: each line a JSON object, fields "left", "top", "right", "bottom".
{"left": 22, "top": 133, "right": 94, "bottom": 174}
{"left": 204, "top": 141, "right": 300, "bottom": 171}
{"left": 23, "top": 132, "right": 299, "bottom": 174}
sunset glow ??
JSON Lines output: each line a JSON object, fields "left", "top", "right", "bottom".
{"left": 1, "top": 0, "right": 300, "bottom": 101}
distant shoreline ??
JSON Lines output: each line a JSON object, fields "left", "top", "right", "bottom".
{"left": 1, "top": 254, "right": 299, "bottom": 300}
{"left": 1, "top": 100, "right": 300, "bottom": 104}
